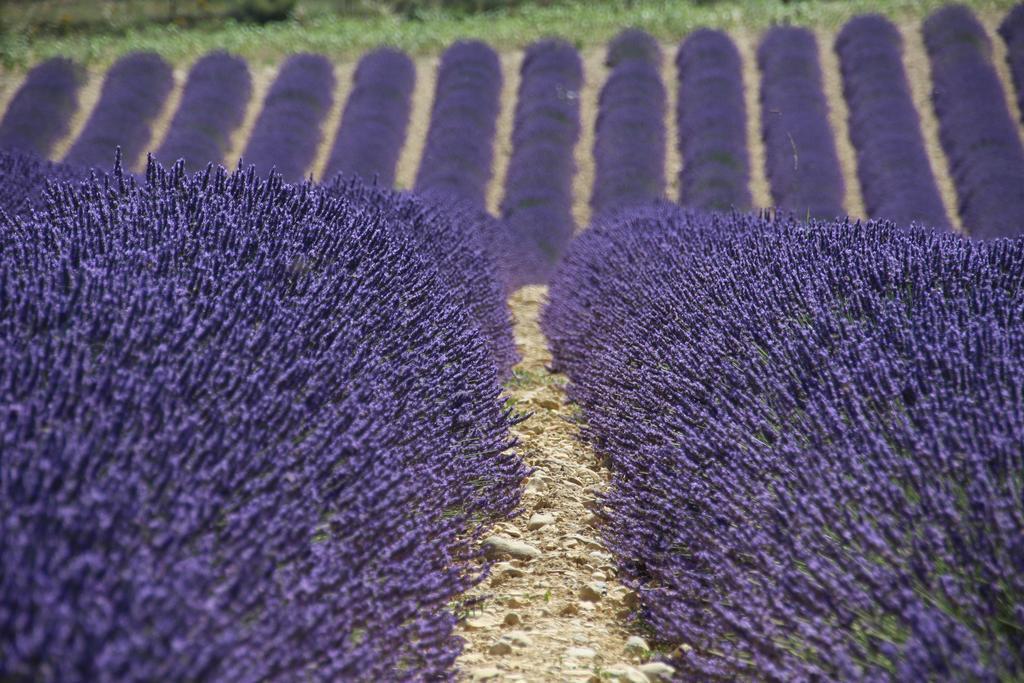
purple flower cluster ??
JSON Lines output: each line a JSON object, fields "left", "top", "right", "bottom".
{"left": 591, "top": 29, "right": 666, "bottom": 216}
{"left": 323, "top": 48, "right": 415, "bottom": 186}
{"left": 544, "top": 207, "right": 1024, "bottom": 680}
{"left": 0, "top": 158, "right": 528, "bottom": 681}
{"left": 675, "top": 29, "right": 750, "bottom": 211}
{"left": 64, "top": 52, "right": 173, "bottom": 169}
{"left": 415, "top": 41, "right": 502, "bottom": 209}
{"left": 837, "top": 15, "right": 950, "bottom": 230}
{"left": 499, "top": 39, "right": 582, "bottom": 288}
{"left": 1000, "top": 4, "right": 1024, "bottom": 123}
{"left": 0, "top": 150, "right": 85, "bottom": 218}
{"left": 924, "top": 4, "right": 1024, "bottom": 238}
{"left": 155, "top": 51, "right": 252, "bottom": 172}
{"left": 242, "top": 53, "right": 335, "bottom": 182}
{"left": 0, "top": 57, "right": 82, "bottom": 157}
{"left": 759, "top": 27, "right": 845, "bottom": 219}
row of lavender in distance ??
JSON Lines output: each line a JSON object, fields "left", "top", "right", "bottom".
{"left": 0, "top": 57, "right": 81, "bottom": 158}
{"left": 0, "top": 156, "right": 527, "bottom": 681}
{"left": 415, "top": 41, "right": 502, "bottom": 208}
{"left": 675, "top": 29, "right": 751, "bottom": 211}
{"left": 242, "top": 53, "right": 334, "bottom": 182}
{"left": 836, "top": 15, "right": 950, "bottom": 230}
{"left": 63, "top": 51, "right": 172, "bottom": 170}
{"left": 323, "top": 48, "right": 415, "bottom": 185}
{"left": 758, "top": 27, "right": 845, "bottom": 219}
{"left": 591, "top": 29, "right": 666, "bottom": 216}
{"left": 154, "top": 51, "right": 251, "bottom": 172}
{"left": 999, "top": 4, "right": 1024, "bottom": 126}
{"left": 543, "top": 207, "right": 1024, "bottom": 680}
{"left": 924, "top": 4, "right": 1024, "bottom": 238}
{"left": 499, "top": 39, "right": 582, "bottom": 288}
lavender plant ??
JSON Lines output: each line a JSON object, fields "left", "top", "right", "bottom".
{"left": 242, "top": 53, "right": 335, "bottom": 182}
{"left": 0, "top": 150, "right": 85, "bottom": 218}
{"left": 0, "top": 158, "right": 528, "bottom": 681}
{"left": 999, "top": 4, "right": 1024, "bottom": 125}
{"left": 591, "top": 29, "right": 666, "bottom": 216}
{"left": 155, "top": 51, "right": 252, "bottom": 172}
{"left": 499, "top": 39, "right": 582, "bottom": 288}
{"left": 0, "top": 57, "right": 82, "bottom": 157}
{"left": 415, "top": 41, "right": 502, "bottom": 209}
{"left": 759, "top": 27, "right": 845, "bottom": 219}
{"left": 675, "top": 29, "right": 751, "bottom": 211}
{"left": 924, "top": 4, "right": 1024, "bottom": 238}
{"left": 63, "top": 52, "right": 173, "bottom": 170}
{"left": 323, "top": 48, "right": 415, "bottom": 186}
{"left": 544, "top": 206, "right": 1024, "bottom": 681}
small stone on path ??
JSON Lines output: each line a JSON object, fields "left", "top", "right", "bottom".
{"left": 638, "top": 662, "right": 676, "bottom": 680}
{"left": 624, "top": 636, "right": 650, "bottom": 655}
{"left": 527, "top": 512, "right": 556, "bottom": 530}
{"left": 483, "top": 535, "right": 542, "bottom": 560}
{"left": 605, "top": 664, "right": 650, "bottom": 683}
{"left": 489, "top": 641, "right": 513, "bottom": 655}
{"left": 565, "top": 646, "right": 597, "bottom": 660}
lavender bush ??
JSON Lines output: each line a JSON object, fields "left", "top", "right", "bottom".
{"left": 0, "top": 57, "right": 82, "bottom": 157}
{"left": 242, "top": 53, "right": 334, "bottom": 182}
{"left": 0, "top": 158, "right": 528, "bottom": 681}
{"left": 415, "top": 41, "right": 502, "bottom": 208}
{"left": 675, "top": 30, "right": 751, "bottom": 211}
{"left": 324, "top": 48, "right": 415, "bottom": 185}
{"left": 64, "top": 52, "right": 173, "bottom": 170}
{"left": 1000, "top": 4, "right": 1024, "bottom": 124}
{"left": 591, "top": 29, "right": 666, "bottom": 216}
{"left": 545, "top": 206, "right": 1024, "bottom": 680}
{"left": 499, "top": 39, "right": 582, "bottom": 288}
{"left": 837, "top": 15, "right": 950, "bottom": 230}
{"left": 759, "top": 27, "right": 845, "bottom": 219}
{"left": 0, "top": 150, "right": 85, "bottom": 218}
{"left": 925, "top": 4, "right": 1024, "bottom": 238}
{"left": 155, "top": 51, "right": 251, "bottom": 172}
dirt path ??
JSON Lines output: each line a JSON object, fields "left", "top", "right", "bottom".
{"left": 0, "top": 71, "right": 26, "bottom": 132}
{"left": 661, "top": 42, "right": 681, "bottom": 204}
{"left": 817, "top": 28, "right": 866, "bottom": 221}
{"left": 135, "top": 61, "right": 188, "bottom": 172}
{"left": 394, "top": 55, "right": 438, "bottom": 191}
{"left": 488, "top": 51, "right": 523, "bottom": 216}
{"left": 572, "top": 49, "right": 604, "bottom": 231}
{"left": 456, "top": 286, "right": 671, "bottom": 683}
{"left": 982, "top": 14, "right": 1024, "bottom": 148}
{"left": 310, "top": 61, "right": 355, "bottom": 181}
{"left": 52, "top": 67, "right": 103, "bottom": 163}
{"left": 222, "top": 63, "right": 275, "bottom": 170}
{"left": 733, "top": 28, "right": 773, "bottom": 211}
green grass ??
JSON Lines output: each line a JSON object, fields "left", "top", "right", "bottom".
{"left": 0, "top": 0, "right": 1019, "bottom": 70}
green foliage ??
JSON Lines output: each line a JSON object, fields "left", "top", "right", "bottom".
{"left": 236, "top": 0, "right": 297, "bottom": 23}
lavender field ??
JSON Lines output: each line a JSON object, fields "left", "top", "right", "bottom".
{"left": 2, "top": 2, "right": 1024, "bottom": 681}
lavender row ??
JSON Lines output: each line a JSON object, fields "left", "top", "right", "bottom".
{"left": 499, "top": 39, "right": 582, "bottom": 288}
{"left": 242, "top": 53, "right": 334, "bottom": 182}
{"left": 675, "top": 30, "right": 751, "bottom": 211}
{"left": 323, "top": 48, "right": 414, "bottom": 186}
{"left": 999, "top": 4, "right": 1024, "bottom": 126}
{"left": 836, "top": 15, "right": 950, "bottom": 230}
{"left": 0, "top": 151, "right": 85, "bottom": 218}
{"left": 155, "top": 51, "right": 251, "bottom": 172}
{"left": 591, "top": 29, "right": 666, "bottom": 216}
{"left": 544, "top": 207, "right": 1024, "bottom": 679}
{"left": 0, "top": 155, "right": 527, "bottom": 681}
{"left": 758, "top": 27, "right": 845, "bottom": 219}
{"left": 924, "top": 5, "right": 1024, "bottom": 239}
{"left": 64, "top": 51, "right": 173, "bottom": 170}
{"left": 0, "top": 57, "right": 81, "bottom": 157}
{"left": 415, "top": 41, "right": 502, "bottom": 208}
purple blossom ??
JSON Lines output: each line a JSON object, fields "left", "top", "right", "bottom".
{"left": 591, "top": 29, "right": 666, "bottom": 216}
{"left": 242, "top": 53, "right": 335, "bottom": 182}
{"left": 415, "top": 41, "right": 502, "bottom": 209}
{"left": 323, "top": 48, "right": 415, "bottom": 186}
{"left": 675, "top": 29, "right": 751, "bottom": 211}
{"left": 155, "top": 51, "right": 252, "bottom": 172}
{"left": 544, "top": 205, "right": 1024, "bottom": 680}
{"left": 924, "top": 4, "right": 1024, "bottom": 238}
{"left": 0, "top": 150, "right": 86, "bottom": 218}
{"left": 836, "top": 15, "right": 951, "bottom": 230}
{"left": 499, "top": 39, "right": 582, "bottom": 288}
{"left": 63, "top": 52, "right": 173, "bottom": 169}
{"left": 759, "top": 27, "right": 845, "bottom": 219}
{"left": 0, "top": 57, "right": 82, "bottom": 157}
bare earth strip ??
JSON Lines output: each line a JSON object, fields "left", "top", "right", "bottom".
{"left": 661, "top": 41, "right": 682, "bottom": 204}
{"left": 310, "top": 61, "right": 356, "bottom": 182}
{"left": 732, "top": 28, "right": 773, "bottom": 211}
{"left": 457, "top": 286, "right": 666, "bottom": 683}
{"left": 394, "top": 55, "right": 438, "bottom": 191}
{"left": 817, "top": 28, "right": 867, "bottom": 221}
{"left": 982, "top": 14, "right": 1024, "bottom": 148}
{"left": 53, "top": 67, "right": 104, "bottom": 163}
{"left": 899, "top": 21, "right": 964, "bottom": 233}
{"left": 223, "top": 63, "right": 276, "bottom": 170}
{"left": 0, "top": 71, "right": 27, "bottom": 132}
{"left": 573, "top": 49, "right": 605, "bottom": 231}
{"left": 488, "top": 51, "right": 523, "bottom": 216}
{"left": 136, "top": 61, "right": 189, "bottom": 172}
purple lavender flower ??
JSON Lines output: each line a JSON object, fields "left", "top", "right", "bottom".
{"left": 0, "top": 150, "right": 86, "bottom": 218}
{"left": 0, "top": 57, "right": 82, "bottom": 157}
